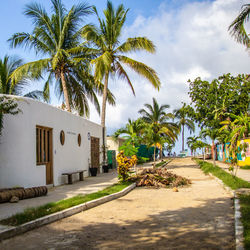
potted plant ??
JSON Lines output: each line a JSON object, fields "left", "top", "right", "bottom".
{"left": 88, "top": 158, "right": 98, "bottom": 176}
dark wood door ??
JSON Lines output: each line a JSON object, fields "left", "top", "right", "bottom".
{"left": 36, "top": 126, "right": 53, "bottom": 185}
{"left": 91, "top": 137, "right": 100, "bottom": 172}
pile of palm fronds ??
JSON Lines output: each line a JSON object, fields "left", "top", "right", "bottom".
{"left": 129, "top": 168, "right": 191, "bottom": 188}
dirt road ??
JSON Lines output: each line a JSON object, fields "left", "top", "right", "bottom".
{"left": 0, "top": 158, "right": 235, "bottom": 249}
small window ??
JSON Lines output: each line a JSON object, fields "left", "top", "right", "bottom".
{"left": 78, "top": 134, "right": 81, "bottom": 147}
{"left": 60, "top": 130, "right": 65, "bottom": 145}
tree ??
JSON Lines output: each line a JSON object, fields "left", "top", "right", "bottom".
{"left": 187, "top": 136, "right": 200, "bottom": 157}
{"left": 9, "top": 0, "right": 113, "bottom": 116}
{"left": 228, "top": 4, "right": 250, "bottom": 49}
{"left": 0, "top": 55, "right": 46, "bottom": 100}
{"left": 200, "top": 128, "right": 220, "bottom": 166}
{"left": 82, "top": 1, "right": 161, "bottom": 164}
{"left": 114, "top": 118, "right": 145, "bottom": 146}
{"left": 220, "top": 112, "right": 250, "bottom": 176}
{"left": 139, "top": 98, "right": 179, "bottom": 165}
{"left": 188, "top": 74, "right": 250, "bottom": 129}
{"left": 173, "top": 103, "right": 195, "bottom": 152}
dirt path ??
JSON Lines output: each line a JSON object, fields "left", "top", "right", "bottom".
{"left": 0, "top": 158, "right": 235, "bottom": 249}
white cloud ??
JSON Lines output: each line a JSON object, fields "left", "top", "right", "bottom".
{"left": 89, "top": 0, "right": 250, "bottom": 138}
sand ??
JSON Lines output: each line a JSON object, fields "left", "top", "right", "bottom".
{"left": 0, "top": 158, "right": 235, "bottom": 249}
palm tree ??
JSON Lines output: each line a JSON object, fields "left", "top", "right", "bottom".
{"left": 200, "top": 128, "right": 220, "bottom": 166}
{"left": 174, "top": 103, "right": 195, "bottom": 152}
{"left": 139, "top": 98, "right": 179, "bottom": 165}
{"left": 187, "top": 136, "right": 200, "bottom": 157}
{"left": 114, "top": 118, "right": 145, "bottom": 146}
{"left": 82, "top": 1, "right": 161, "bottom": 164}
{"left": 8, "top": 0, "right": 113, "bottom": 116}
{"left": 0, "top": 55, "right": 45, "bottom": 100}
{"left": 228, "top": 4, "right": 250, "bottom": 49}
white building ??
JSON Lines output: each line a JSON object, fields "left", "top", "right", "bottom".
{"left": 0, "top": 95, "right": 102, "bottom": 188}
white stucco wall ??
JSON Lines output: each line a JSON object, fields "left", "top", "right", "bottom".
{"left": 0, "top": 95, "right": 102, "bottom": 188}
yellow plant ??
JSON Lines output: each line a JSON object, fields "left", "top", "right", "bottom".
{"left": 117, "top": 151, "right": 137, "bottom": 181}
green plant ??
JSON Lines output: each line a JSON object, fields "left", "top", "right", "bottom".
{"left": 116, "top": 151, "right": 137, "bottom": 181}
{"left": 228, "top": 4, "right": 250, "bottom": 49}
{"left": 0, "top": 182, "right": 132, "bottom": 226}
{"left": 119, "top": 141, "right": 138, "bottom": 158}
{"left": 196, "top": 160, "right": 250, "bottom": 190}
{"left": 82, "top": 1, "right": 161, "bottom": 164}
{"left": 239, "top": 194, "right": 250, "bottom": 249}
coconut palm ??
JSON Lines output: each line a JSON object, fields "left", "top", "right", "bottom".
{"left": 8, "top": 0, "right": 115, "bottom": 116}
{"left": 0, "top": 55, "right": 45, "bottom": 100}
{"left": 139, "top": 97, "right": 178, "bottom": 141}
{"left": 200, "top": 128, "right": 220, "bottom": 166}
{"left": 173, "top": 103, "right": 195, "bottom": 151}
{"left": 187, "top": 136, "right": 200, "bottom": 157}
{"left": 228, "top": 4, "right": 250, "bottom": 48}
{"left": 82, "top": 1, "right": 161, "bottom": 163}
{"left": 114, "top": 118, "right": 145, "bottom": 146}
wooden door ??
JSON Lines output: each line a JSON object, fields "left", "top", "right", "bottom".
{"left": 36, "top": 126, "right": 53, "bottom": 185}
{"left": 91, "top": 137, "right": 100, "bottom": 172}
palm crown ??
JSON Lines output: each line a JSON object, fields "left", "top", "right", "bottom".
{"left": 8, "top": 0, "right": 115, "bottom": 116}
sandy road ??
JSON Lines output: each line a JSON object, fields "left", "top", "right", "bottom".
{"left": 0, "top": 158, "right": 235, "bottom": 249}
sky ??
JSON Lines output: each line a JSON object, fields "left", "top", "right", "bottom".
{"left": 0, "top": 0, "right": 249, "bottom": 154}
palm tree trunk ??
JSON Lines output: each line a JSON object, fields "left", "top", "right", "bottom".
{"left": 153, "top": 146, "right": 156, "bottom": 168}
{"left": 101, "top": 72, "right": 109, "bottom": 164}
{"left": 182, "top": 124, "right": 184, "bottom": 151}
{"left": 212, "top": 140, "right": 215, "bottom": 166}
{"left": 60, "top": 71, "right": 71, "bottom": 112}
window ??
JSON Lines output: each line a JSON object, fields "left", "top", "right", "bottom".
{"left": 36, "top": 126, "right": 52, "bottom": 165}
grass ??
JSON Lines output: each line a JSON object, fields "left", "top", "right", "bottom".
{"left": 196, "top": 160, "right": 250, "bottom": 190}
{"left": 0, "top": 181, "right": 132, "bottom": 226}
{"left": 239, "top": 194, "right": 250, "bottom": 249}
{"left": 240, "top": 165, "right": 250, "bottom": 170}
{"left": 155, "top": 160, "right": 170, "bottom": 168}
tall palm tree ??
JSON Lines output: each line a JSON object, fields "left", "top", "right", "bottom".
{"left": 228, "top": 4, "right": 250, "bottom": 49}
{"left": 0, "top": 55, "right": 45, "bottom": 100}
{"left": 82, "top": 1, "right": 161, "bottom": 163}
{"left": 139, "top": 98, "right": 179, "bottom": 164}
{"left": 9, "top": 0, "right": 114, "bottom": 116}
{"left": 174, "top": 103, "right": 195, "bottom": 152}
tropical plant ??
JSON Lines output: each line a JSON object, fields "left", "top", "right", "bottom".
{"left": 220, "top": 113, "right": 250, "bottom": 176}
{"left": 114, "top": 118, "right": 145, "bottom": 146}
{"left": 187, "top": 136, "right": 200, "bottom": 157}
{"left": 116, "top": 151, "right": 137, "bottom": 182}
{"left": 139, "top": 98, "right": 179, "bottom": 165}
{"left": 9, "top": 0, "right": 115, "bottom": 116}
{"left": 200, "top": 128, "right": 220, "bottom": 166}
{"left": 0, "top": 96, "right": 20, "bottom": 137}
{"left": 82, "top": 1, "right": 161, "bottom": 164}
{"left": 173, "top": 103, "right": 195, "bottom": 152}
{"left": 228, "top": 4, "right": 250, "bottom": 49}
{"left": 188, "top": 74, "right": 250, "bottom": 129}
{"left": 0, "top": 55, "right": 45, "bottom": 100}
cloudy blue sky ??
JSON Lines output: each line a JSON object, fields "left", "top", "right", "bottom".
{"left": 0, "top": 0, "right": 249, "bottom": 153}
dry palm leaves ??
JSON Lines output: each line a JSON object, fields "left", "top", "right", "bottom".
{"left": 129, "top": 168, "right": 191, "bottom": 188}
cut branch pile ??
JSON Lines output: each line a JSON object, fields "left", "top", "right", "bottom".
{"left": 129, "top": 168, "right": 191, "bottom": 188}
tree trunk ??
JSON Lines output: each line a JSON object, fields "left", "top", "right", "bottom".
{"left": 153, "top": 146, "right": 156, "bottom": 168}
{"left": 60, "top": 71, "right": 71, "bottom": 112}
{"left": 101, "top": 72, "right": 109, "bottom": 164}
{"left": 212, "top": 140, "right": 215, "bottom": 166}
{"left": 182, "top": 124, "right": 184, "bottom": 151}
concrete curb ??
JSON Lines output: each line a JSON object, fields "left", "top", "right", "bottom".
{"left": 0, "top": 183, "right": 136, "bottom": 241}
{"left": 207, "top": 173, "right": 244, "bottom": 250}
